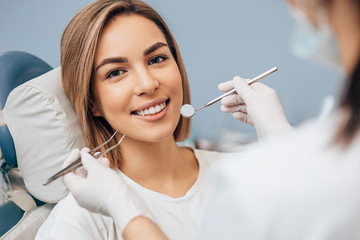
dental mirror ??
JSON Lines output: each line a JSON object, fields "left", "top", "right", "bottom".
{"left": 180, "top": 67, "right": 278, "bottom": 118}
{"left": 180, "top": 104, "right": 196, "bottom": 118}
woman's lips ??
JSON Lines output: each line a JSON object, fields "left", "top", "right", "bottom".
{"left": 132, "top": 99, "right": 170, "bottom": 122}
{"left": 133, "top": 98, "right": 168, "bottom": 112}
{"left": 135, "top": 100, "right": 167, "bottom": 116}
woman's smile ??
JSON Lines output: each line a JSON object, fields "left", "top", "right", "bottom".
{"left": 132, "top": 98, "right": 170, "bottom": 122}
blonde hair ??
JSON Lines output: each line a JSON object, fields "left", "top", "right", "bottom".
{"left": 61, "top": 0, "right": 191, "bottom": 168}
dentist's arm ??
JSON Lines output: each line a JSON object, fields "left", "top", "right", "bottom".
{"left": 219, "top": 76, "right": 293, "bottom": 140}
{"left": 62, "top": 149, "right": 167, "bottom": 239}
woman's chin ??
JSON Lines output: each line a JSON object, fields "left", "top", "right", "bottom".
{"left": 131, "top": 130, "right": 175, "bottom": 144}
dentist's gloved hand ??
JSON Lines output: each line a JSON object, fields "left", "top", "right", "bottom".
{"left": 218, "top": 76, "right": 293, "bottom": 140}
{"left": 62, "top": 148, "right": 154, "bottom": 234}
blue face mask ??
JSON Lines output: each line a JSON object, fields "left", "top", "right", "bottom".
{"left": 289, "top": 7, "right": 341, "bottom": 68}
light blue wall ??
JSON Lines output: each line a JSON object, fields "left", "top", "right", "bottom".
{"left": 0, "top": 0, "right": 342, "bottom": 144}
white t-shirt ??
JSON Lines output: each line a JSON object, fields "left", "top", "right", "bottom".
{"left": 199, "top": 113, "right": 360, "bottom": 239}
{"left": 36, "top": 149, "right": 225, "bottom": 240}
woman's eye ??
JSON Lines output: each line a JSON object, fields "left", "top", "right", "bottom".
{"left": 106, "top": 69, "right": 124, "bottom": 79}
{"left": 149, "top": 56, "right": 167, "bottom": 65}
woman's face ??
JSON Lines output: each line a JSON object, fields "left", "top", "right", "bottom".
{"left": 92, "top": 14, "right": 183, "bottom": 143}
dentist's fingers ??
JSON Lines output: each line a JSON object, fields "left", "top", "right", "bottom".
{"left": 232, "top": 76, "right": 253, "bottom": 99}
{"left": 61, "top": 148, "right": 87, "bottom": 177}
{"left": 221, "top": 94, "right": 245, "bottom": 107}
{"left": 92, "top": 151, "right": 110, "bottom": 167}
{"left": 233, "top": 112, "right": 254, "bottom": 125}
{"left": 74, "top": 165, "right": 87, "bottom": 177}
{"left": 221, "top": 104, "right": 247, "bottom": 113}
{"left": 80, "top": 148, "right": 100, "bottom": 170}
{"left": 62, "top": 148, "right": 81, "bottom": 169}
{"left": 99, "top": 157, "right": 111, "bottom": 168}
{"left": 62, "top": 148, "right": 87, "bottom": 191}
{"left": 220, "top": 76, "right": 272, "bottom": 99}
{"left": 80, "top": 148, "right": 111, "bottom": 169}
{"left": 63, "top": 172, "right": 85, "bottom": 193}
{"left": 249, "top": 81, "right": 276, "bottom": 93}
{"left": 218, "top": 80, "right": 234, "bottom": 92}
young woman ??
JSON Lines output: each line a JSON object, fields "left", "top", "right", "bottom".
{"left": 36, "top": 0, "right": 284, "bottom": 239}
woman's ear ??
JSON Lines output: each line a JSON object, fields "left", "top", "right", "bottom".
{"left": 90, "top": 101, "right": 103, "bottom": 117}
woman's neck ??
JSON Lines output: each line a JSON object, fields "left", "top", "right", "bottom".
{"left": 119, "top": 137, "right": 198, "bottom": 197}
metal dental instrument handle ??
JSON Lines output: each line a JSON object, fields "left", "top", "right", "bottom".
{"left": 196, "top": 67, "right": 278, "bottom": 111}
{"left": 43, "top": 132, "right": 125, "bottom": 186}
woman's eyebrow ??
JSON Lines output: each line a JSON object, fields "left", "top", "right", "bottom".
{"left": 95, "top": 42, "right": 167, "bottom": 72}
{"left": 95, "top": 57, "right": 128, "bottom": 72}
{"left": 143, "top": 42, "right": 168, "bottom": 56}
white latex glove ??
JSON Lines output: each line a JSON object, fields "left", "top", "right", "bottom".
{"left": 62, "top": 148, "right": 154, "bottom": 234}
{"left": 218, "top": 76, "right": 293, "bottom": 140}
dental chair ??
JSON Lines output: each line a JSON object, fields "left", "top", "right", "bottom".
{"left": 0, "top": 51, "right": 86, "bottom": 239}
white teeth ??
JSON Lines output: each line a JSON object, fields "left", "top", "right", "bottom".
{"left": 149, "top": 107, "right": 156, "bottom": 114}
{"left": 136, "top": 101, "right": 167, "bottom": 116}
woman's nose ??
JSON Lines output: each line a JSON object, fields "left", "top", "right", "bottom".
{"left": 133, "top": 68, "right": 159, "bottom": 96}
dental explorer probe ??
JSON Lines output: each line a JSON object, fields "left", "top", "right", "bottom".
{"left": 180, "top": 67, "right": 278, "bottom": 118}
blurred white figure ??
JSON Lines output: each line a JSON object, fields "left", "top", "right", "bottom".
{"left": 199, "top": 0, "right": 360, "bottom": 239}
